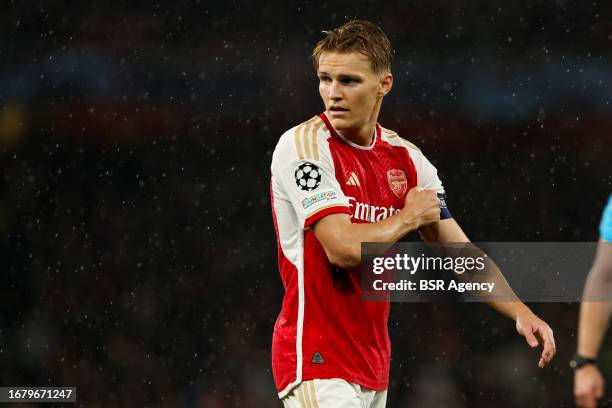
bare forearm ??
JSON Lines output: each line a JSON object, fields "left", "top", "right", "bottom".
{"left": 578, "top": 242, "right": 612, "bottom": 357}
{"left": 346, "top": 211, "right": 418, "bottom": 246}
{"left": 488, "top": 300, "right": 532, "bottom": 320}
{"left": 312, "top": 188, "right": 441, "bottom": 269}
{"left": 420, "top": 219, "right": 529, "bottom": 320}
{"left": 316, "top": 211, "right": 419, "bottom": 269}
{"left": 420, "top": 219, "right": 555, "bottom": 367}
{"left": 578, "top": 301, "right": 612, "bottom": 358}
{"left": 479, "top": 259, "right": 530, "bottom": 320}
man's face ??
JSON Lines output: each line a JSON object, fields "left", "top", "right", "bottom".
{"left": 317, "top": 51, "right": 390, "bottom": 132}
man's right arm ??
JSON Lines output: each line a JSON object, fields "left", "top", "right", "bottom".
{"left": 575, "top": 239, "right": 612, "bottom": 408}
{"left": 311, "top": 187, "right": 440, "bottom": 269}
{"left": 577, "top": 242, "right": 612, "bottom": 359}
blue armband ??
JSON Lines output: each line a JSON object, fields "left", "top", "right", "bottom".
{"left": 438, "top": 193, "right": 452, "bottom": 220}
{"left": 600, "top": 194, "right": 612, "bottom": 241}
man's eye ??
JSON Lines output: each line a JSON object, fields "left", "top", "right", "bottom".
{"left": 341, "top": 78, "right": 355, "bottom": 84}
{"left": 319, "top": 77, "right": 331, "bottom": 83}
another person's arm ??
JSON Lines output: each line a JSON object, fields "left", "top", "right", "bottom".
{"left": 575, "top": 239, "right": 612, "bottom": 408}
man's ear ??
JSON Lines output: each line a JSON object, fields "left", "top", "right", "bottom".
{"left": 378, "top": 73, "right": 393, "bottom": 97}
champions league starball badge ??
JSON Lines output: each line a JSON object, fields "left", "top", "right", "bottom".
{"left": 295, "top": 162, "right": 322, "bottom": 191}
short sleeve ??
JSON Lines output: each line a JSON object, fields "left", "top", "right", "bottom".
{"left": 271, "top": 127, "right": 351, "bottom": 228}
{"left": 413, "top": 150, "right": 444, "bottom": 194}
{"left": 600, "top": 195, "right": 612, "bottom": 241}
{"left": 408, "top": 147, "right": 452, "bottom": 220}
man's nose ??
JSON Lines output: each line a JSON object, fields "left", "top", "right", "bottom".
{"left": 328, "top": 81, "right": 342, "bottom": 100}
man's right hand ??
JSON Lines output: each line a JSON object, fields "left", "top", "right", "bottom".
{"left": 400, "top": 187, "right": 440, "bottom": 229}
{"left": 575, "top": 365, "right": 604, "bottom": 408}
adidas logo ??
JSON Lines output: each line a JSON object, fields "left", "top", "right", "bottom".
{"left": 311, "top": 352, "right": 324, "bottom": 364}
{"left": 345, "top": 172, "right": 360, "bottom": 187}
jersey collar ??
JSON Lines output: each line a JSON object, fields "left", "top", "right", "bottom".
{"left": 319, "top": 112, "right": 380, "bottom": 151}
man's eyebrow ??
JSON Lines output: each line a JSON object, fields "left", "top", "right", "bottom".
{"left": 317, "top": 71, "right": 361, "bottom": 78}
{"left": 338, "top": 73, "right": 361, "bottom": 78}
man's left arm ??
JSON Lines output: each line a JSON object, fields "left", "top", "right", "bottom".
{"left": 419, "top": 218, "right": 556, "bottom": 368}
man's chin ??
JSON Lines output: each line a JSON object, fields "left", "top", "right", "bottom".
{"left": 328, "top": 116, "right": 351, "bottom": 131}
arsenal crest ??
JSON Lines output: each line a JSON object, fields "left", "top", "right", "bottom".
{"left": 387, "top": 169, "right": 408, "bottom": 198}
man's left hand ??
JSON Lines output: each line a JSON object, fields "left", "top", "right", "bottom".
{"left": 515, "top": 311, "right": 556, "bottom": 368}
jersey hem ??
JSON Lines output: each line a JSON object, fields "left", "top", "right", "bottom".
{"left": 277, "top": 374, "right": 388, "bottom": 399}
{"left": 277, "top": 378, "right": 301, "bottom": 399}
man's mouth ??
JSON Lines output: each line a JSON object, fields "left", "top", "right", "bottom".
{"left": 330, "top": 106, "right": 348, "bottom": 112}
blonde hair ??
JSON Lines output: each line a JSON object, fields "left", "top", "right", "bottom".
{"left": 312, "top": 20, "right": 393, "bottom": 74}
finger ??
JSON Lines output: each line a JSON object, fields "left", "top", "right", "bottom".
{"left": 595, "top": 381, "right": 604, "bottom": 399}
{"left": 538, "top": 352, "right": 548, "bottom": 368}
{"left": 531, "top": 325, "right": 553, "bottom": 362}
{"left": 584, "top": 394, "right": 597, "bottom": 408}
{"left": 539, "top": 345, "right": 552, "bottom": 367}
{"left": 579, "top": 395, "right": 592, "bottom": 408}
{"left": 578, "top": 392, "right": 596, "bottom": 408}
{"left": 546, "top": 328, "right": 556, "bottom": 360}
{"left": 536, "top": 329, "right": 554, "bottom": 366}
{"left": 522, "top": 327, "right": 539, "bottom": 348}
{"left": 549, "top": 328, "right": 556, "bottom": 351}
{"left": 574, "top": 390, "right": 581, "bottom": 406}
{"left": 575, "top": 393, "right": 587, "bottom": 408}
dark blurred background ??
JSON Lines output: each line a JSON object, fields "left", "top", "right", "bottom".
{"left": 1, "top": 1, "right": 610, "bottom": 407}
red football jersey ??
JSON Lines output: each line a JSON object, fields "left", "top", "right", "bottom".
{"left": 270, "top": 112, "right": 448, "bottom": 398}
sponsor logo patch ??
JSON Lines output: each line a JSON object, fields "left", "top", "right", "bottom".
{"left": 302, "top": 190, "right": 337, "bottom": 209}
{"left": 347, "top": 196, "right": 401, "bottom": 222}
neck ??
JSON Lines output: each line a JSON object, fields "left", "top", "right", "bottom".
{"left": 338, "top": 97, "right": 383, "bottom": 147}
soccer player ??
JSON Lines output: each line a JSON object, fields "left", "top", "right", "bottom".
{"left": 574, "top": 195, "right": 612, "bottom": 408}
{"left": 270, "top": 20, "right": 556, "bottom": 407}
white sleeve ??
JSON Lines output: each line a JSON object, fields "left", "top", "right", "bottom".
{"left": 410, "top": 148, "right": 445, "bottom": 194}
{"left": 271, "top": 129, "right": 351, "bottom": 228}
{"left": 408, "top": 147, "right": 452, "bottom": 219}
